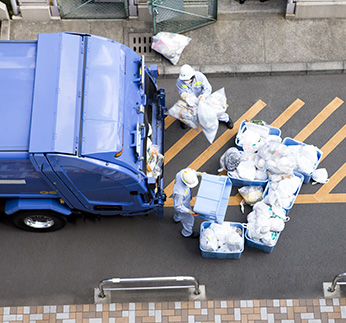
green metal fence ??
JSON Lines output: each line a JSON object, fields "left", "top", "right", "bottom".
{"left": 150, "top": 0, "right": 217, "bottom": 35}
{"left": 59, "top": 0, "right": 129, "bottom": 19}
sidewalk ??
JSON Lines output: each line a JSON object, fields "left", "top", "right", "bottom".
{"left": 4, "top": 1, "right": 346, "bottom": 76}
{"left": 1, "top": 298, "right": 346, "bottom": 322}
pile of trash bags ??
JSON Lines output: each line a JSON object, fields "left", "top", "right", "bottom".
{"left": 166, "top": 88, "right": 228, "bottom": 144}
{"left": 200, "top": 222, "right": 243, "bottom": 253}
{"left": 246, "top": 201, "right": 288, "bottom": 247}
{"left": 223, "top": 122, "right": 321, "bottom": 180}
{"left": 216, "top": 119, "right": 328, "bottom": 249}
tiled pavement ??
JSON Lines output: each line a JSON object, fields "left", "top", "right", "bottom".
{"left": 1, "top": 298, "right": 346, "bottom": 323}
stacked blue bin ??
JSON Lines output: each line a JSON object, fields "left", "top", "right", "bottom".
{"left": 245, "top": 171, "right": 304, "bottom": 253}
{"left": 245, "top": 230, "right": 280, "bottom": 253}
{"left": 261, "top": 170, "right": 304, "bottom": 215}
{"left": 235, "top": 120, "right": 281, "bottom": 151}
{"left": 193, "top": 174, "right": 232, "bottom": 224}
{"left": 282, "top": 137, "right": 323, "bottom": 183}
{"left": 227, "top": 170, "right": 268, "bottom": 188}
{"left": 228, "top": 120, "right": 281, "bottom": 188}
{"left": 200, "top": 222, "right": 244, "bottom": 259}
{"left": 193, "top": 174, "right": 245, "bottom": 259}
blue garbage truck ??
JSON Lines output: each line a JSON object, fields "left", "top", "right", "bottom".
{"left": 0, "top": 32, "right": 166, "bottom": 232}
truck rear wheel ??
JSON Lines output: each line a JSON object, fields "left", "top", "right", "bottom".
{"left": 11, "top": 210, "right": 67, "bottom": 232}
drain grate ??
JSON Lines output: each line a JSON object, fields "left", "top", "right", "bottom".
{"left": 128, "top": 32, "right": 161, "bottom": 61}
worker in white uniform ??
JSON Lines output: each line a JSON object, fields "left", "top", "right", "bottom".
{"left": 176, "top": 64, "right": 234, "bottom": 129}
{"left": 173, "top": 168, "right": 204, "bottom": 238}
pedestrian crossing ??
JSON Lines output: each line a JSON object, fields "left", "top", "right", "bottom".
{"left": 163, "top": 96, "right": 346, "bottom": 206}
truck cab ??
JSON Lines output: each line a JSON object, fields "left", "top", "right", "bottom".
{"left": 0, "top": 32, "right": 166, "bottom": 232}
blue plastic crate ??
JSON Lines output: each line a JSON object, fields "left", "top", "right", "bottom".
{"left": 262, "top": 170, "right": 304, "bottom": 215}
{"left": 227, "top": 171, "right": 268, "bottom": 188}
{"left": 245, "top": 230, "right": 280, "bottom": 253}
{"left": 200, "top": 221, "right": 244, "bottom": 259}
{"left": 235, "top": 120, "right": 281, "bottom": 151}
{"left": 193, "top": 174, "right": 232, "bottom": 224}
{"left": 282, "top": 137, "right": 323, "bottom": 184}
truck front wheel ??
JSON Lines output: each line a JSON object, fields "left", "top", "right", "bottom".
{"left": 11, "top": 210, "right": 67, "bottom": 232}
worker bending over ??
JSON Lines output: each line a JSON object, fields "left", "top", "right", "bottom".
{"left": 176, "top": 64, "right": 234, "bottom": 129}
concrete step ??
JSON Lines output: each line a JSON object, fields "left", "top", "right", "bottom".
{"left": 218, "top": 0, "right": 287, "bottom": 18}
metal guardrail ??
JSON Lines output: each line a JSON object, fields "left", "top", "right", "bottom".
{"left": 98, "top": 276, "right": 201, "bottom": 298}
{"left": 328, "top": 272, "right": 346, "bottom": 293}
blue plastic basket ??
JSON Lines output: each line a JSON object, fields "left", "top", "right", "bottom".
{"left": 245, "top": 230, "right": 280, "bottom": 253}
{"left": 235, "top": 120, "right": 281, "bottom": 151}
{"left": 282, "top": 137, "right": 323, "bottom": 184}
{"left": 262, "top": 170, "right": 304, "bottom": 215}
{"left": 193, "top": 174, "right": 232, "bottom": 224}
{"left": 200, "top": 221, "right": 244, "bottom": 259}
{"left": 227, "top": 171, "right": 268, "bottom": 188}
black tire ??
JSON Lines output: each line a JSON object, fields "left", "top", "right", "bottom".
{"left": 11, "top": 210, "right": 67, "bottom": 232}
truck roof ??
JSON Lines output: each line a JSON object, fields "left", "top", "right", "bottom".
{"left": 0, "top": 33, "right": 126, "bottom": 155}
{"left": 0, "top": 40, "right": 36, "bottom": 151}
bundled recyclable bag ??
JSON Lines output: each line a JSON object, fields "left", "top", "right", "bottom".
{"left": 207, "top": 223, "right": 243, "bottom": 252}
{"left": 205, "top": 88, "right": 228, "bottom": 117}
{"left": 185, "top": 93, "right": 199, "bottom": 108}
{"left": 225, "top": 227, "right": 243, "bottom": 252}
{"left": 147, "top": 145, "right": 164, "bottom": 177}
{"left": 200, "top": 227, "right": 218, "bottom": 251}
{"left": 198, "top": 99, "right": 219, "bottom": 144}
{"left": 151, "top": 32, "right": 191, "bottom": 65}
{"left": 311, "top": 168, "right": 329, "bottom": 185}
{"left": 166, "top": 100, "right": 199, "bottom": 129}
{"left": 218, "top": 147, "right": 241, "bottom": 172}
{"left": 239, "top": 186, "right": 263, "bottom": 205}
{"left": 286, "top": 143, "right": 319, "bottom": 175}
{"left": 236, "top": 161, "right": 256, "bottom": 180}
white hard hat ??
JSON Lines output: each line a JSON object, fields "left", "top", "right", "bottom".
{"left": 181, "top": 168, "right": 199, "bottom": 188}
{"left": 179, "top": 64, "right": 195, "bottom": 81}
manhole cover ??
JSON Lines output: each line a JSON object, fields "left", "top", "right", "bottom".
{"left": 128, "top": 32, "right": 161, "bottom": 62}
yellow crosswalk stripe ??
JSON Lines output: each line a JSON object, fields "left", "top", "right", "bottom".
{"left": 164, "top": 116, "right": 176, "bottom": 130}
{"left": 320, "top": 124, "right": 346, "bottom": 161}
{"left": 294, "top": 97, "right": 344, "bottom": 142}
{"left": 164, "top": 128, "right": 201, "bottom": 165}
{"left": 315, "top": 162, "right": 346, "bottom": 196}
{"left": 271, "top": 99, "right": 305, "bottom": 128}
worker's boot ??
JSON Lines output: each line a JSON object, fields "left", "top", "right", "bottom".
{"left": 182, "top": 231, "right": 200, "bottom": 239}
{"left": 180, "top": 121, "right": 187, "bottom": 129}
{"left": 226, "top": 118, "right": 234, "bottom": 129}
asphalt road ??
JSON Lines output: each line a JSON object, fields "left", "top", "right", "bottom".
{"left": 0, "top": 73, "right": 345, "bottom": 307}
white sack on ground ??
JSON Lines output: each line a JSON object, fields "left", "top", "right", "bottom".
{"left": 151, "top": 32, "right": 191, "bottom": 65}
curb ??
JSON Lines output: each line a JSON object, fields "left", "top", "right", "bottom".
{"left": 158, "top": 61, "right": 346, "bottom": 78}
{"left": 0, "top": 19, "right": 10, "bottom": 40}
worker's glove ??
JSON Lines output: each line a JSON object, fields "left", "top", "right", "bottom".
{"left": 198, "top": 95, "right": 205, "bottom": 101}
{"left": 197, "top": 171, "right": 207, "bottom": 177}
{"left": 181, "top": 92, "right": 188, "bottom": 100}
{"left": 187, "top": 210, "right": 195, "bottom": 215}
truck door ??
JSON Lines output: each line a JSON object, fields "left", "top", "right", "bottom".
{"left": 44, "top": 154, "right": 147, "bottom": 215}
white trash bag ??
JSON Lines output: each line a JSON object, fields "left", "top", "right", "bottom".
{"left": 166, "top": 100, "right": 199, "bottom": 129}
{"left": 205, "top": 88, "right": 228, "bottom": 117}
{"left": 198, "top": 99, "right": 219, "bottom": 144}
{"left": 200, "top": 227, "right": 218, "bottom": 251}
{"left": 312, "top": 168, "right": 329, "bottom": 185}
{"left": 151, "top": 32, "right": 191, "bottom": 65}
